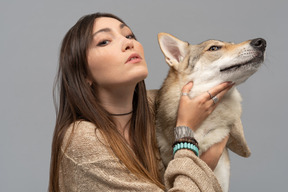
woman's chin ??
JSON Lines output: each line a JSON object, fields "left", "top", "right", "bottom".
{"left": 130, "top": 67, "right": 148, "bottom": 83}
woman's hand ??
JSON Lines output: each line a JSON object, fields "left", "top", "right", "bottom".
{"left": 176, "top": 81, "right": 234, "bottom": 131}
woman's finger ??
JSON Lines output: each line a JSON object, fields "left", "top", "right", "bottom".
{"left": 206, "top": 82, "right": 234, "bottom": 100}
{"left": 208, "top": 82, "right": 234, "bottom": 107}
{"left": 181, "top": 81, "right": 193, "bottom": 95}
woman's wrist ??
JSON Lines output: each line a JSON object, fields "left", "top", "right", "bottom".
{"left": 176, "top": 121, "right": 197, "bottom": 132}
{"left": 174, "top": 126, "right": 194, "bottom": 140}
{"left": 173, "top": 126, "right": 199, "bottom": 157}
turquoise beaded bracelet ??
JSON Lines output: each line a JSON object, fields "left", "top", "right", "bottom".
{"left": 173, "top": 142, "right": 199, "bottom": 157}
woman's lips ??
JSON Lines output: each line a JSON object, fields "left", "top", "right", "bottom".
{"left": 125, "top": 53, "right": 142, "bottom": 64}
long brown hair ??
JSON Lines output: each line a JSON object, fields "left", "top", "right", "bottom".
{"left": 49, "top": 13, "right": 164, "bottom": 191}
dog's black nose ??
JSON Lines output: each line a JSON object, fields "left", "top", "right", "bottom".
{"left": 250, "top": 38, "right": 266, "bottom": 51}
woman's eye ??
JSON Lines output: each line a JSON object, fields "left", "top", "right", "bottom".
{"left": 208, "top": 46, "right": 222, "bottom": 51}
{"left": 97, "top": 40, "right": 110, "bottom": 46}
{"left": 126, "top": 34, "right": 135, "bottom": 39}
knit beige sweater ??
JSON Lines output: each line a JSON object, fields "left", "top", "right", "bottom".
{"left": 59, "top": 121, "right": 222, "bottom": 191}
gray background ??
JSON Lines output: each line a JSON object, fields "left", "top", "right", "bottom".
{"left": 1, "top": 0, "right": 287, "bottom": 191}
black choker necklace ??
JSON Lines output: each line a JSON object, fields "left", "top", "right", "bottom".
{"left": 109, "top": 111, "right": 133, "bottom": 116}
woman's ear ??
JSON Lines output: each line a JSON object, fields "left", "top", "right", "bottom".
{"left": 158, "top": 33, "right": 189, "bottom": 70}
{"left": 86, "top": 78, "right": 92, "bottom": 86}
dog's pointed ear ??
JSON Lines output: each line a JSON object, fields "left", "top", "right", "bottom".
{"left": 158, "top": 32, "right": 188, "bottom": 70}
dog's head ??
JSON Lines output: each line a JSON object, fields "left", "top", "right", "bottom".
{"left": 158, "top": 33, "right": 266, "bottom": 88}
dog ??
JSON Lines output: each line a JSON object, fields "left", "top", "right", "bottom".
{"left": 148, "top": 33, "right": 266, "bottom": 192}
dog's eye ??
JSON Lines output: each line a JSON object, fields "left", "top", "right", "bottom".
{"left": 208, "top": 46, "right": 222, "bottom": 51}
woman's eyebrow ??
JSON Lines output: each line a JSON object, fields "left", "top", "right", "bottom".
{"left": 120, "top": 23, "right": 127, "bottom": 29}
{"left": 92, "top": 28, "right": 111, "bottom": 37}
{"left": 93, "top": 23, "right": 128, "bottom": 37}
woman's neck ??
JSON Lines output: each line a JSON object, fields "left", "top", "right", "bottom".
{"left": 97, "top": 85, "right": 134, "bottom": 114}
{"left": 96, "top": 84, "right": 135, "bottom": 143}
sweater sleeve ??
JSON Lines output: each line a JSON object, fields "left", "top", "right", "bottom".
{"left": 59, "top": 121, "right": 222, "bottom": 192}
{"left": 165, "top": 150, "right": 222, "bottom": 192}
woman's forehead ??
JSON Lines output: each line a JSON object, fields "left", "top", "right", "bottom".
{"left": 93, "top": 17, "right": 127, "bottom": 32}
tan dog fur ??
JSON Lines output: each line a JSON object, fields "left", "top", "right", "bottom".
{"left": 148, "top": 33, "right": 266, "bottom": 191}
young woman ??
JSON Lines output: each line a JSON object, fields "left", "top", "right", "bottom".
{"left": 49, "top": 12, "right": 233, "bottom": 191}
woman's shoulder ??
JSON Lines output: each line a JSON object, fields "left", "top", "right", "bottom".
{"left": 63, "top": 121, "right": 103, "bottom": 144}
{"left": 64, "top": 120, "right": 99, "bottom": 138}
{"left": 61, "top": 120, "right": 112, "bottom": 164}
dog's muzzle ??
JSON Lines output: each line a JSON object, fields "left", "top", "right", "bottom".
{"left": 250, "top": 38, "right": 266, "bottom": 52}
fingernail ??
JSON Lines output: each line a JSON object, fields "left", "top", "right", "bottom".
{"left": 227, "top": 81, "right": 235, "bottom": 85}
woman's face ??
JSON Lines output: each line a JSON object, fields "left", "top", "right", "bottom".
{"left": 87, "top": 17, "right": 148, "bottom": 88}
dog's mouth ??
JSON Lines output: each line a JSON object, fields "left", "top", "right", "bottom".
{"left": 220, "top": 57, "right": 263, "bottom": 72}
{"left": 220, "top": 39, "right": 266, "bottom": 73}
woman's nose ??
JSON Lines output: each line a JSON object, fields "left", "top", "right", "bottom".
{"left": 122, "top": 38, "right": 134, "bottom": 52}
